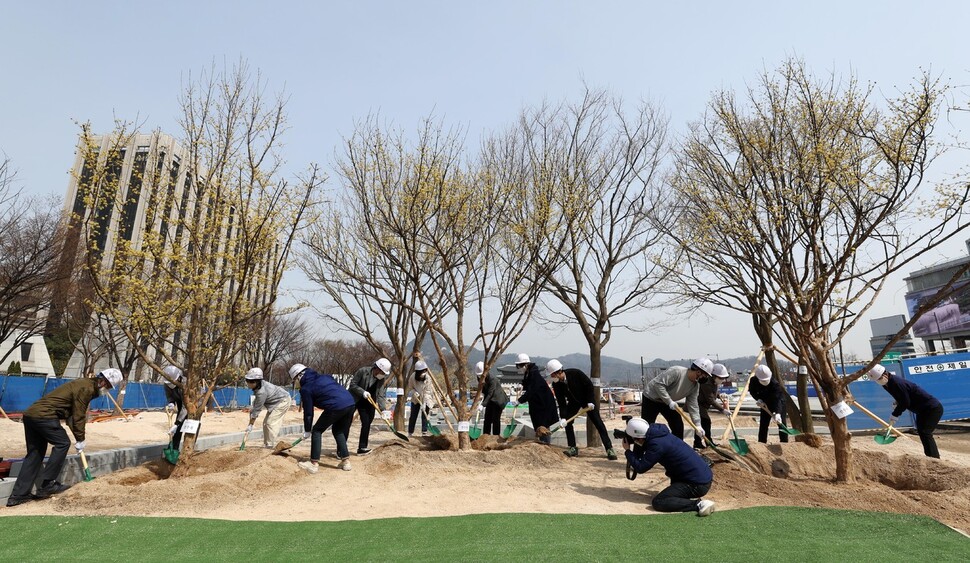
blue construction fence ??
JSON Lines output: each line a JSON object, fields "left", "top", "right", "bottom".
{"left": 832, "top": 351, "right": 970, "bottom": 431}
{"left": 0, "top": 375, "right": 303, "bottom": 414}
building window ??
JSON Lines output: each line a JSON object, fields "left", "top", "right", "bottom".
{"left": 20, "top": 342, "right": 32, "bottom": 362}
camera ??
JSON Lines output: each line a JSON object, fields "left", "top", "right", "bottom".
{"left": 613, "top": 428, "right": 632, "bottom": 442}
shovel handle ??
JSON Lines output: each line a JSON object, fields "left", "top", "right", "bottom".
{"left": 849, "top": 400, "right": 908, "bottom": 438}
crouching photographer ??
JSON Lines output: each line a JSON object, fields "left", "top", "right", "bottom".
{"left": 618, "top": 416, "right": 716, "bottom": 517}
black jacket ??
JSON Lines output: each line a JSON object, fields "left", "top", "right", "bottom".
{"left": 883, "top": 373, "right": 942, "bottom": 417}
{"left": 517, "top": 363, "right": 559, "bottom": 428}
{"left": 747, "top": 375, "right": 786, "bottom": 414}
{"left": 551, "top": 368, "right": 595, "bottom": 419}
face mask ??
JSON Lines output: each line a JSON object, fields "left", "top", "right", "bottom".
{"left": 375, "top": 373, "right": 386, "bottom": 380}
{"left": 758, "top": 378, "right": 770, "bottom": 387}
{"left": 98, "top": 386, "right": 109, "bottom": 396}
{"left": 875, "top": 375, "right": 888, "bottom": 386}
{"left": 415, "top": 371, "right": 427, "bottom": 381}
{"left": 517, "top": 365, "right": 527, "bottom": 374}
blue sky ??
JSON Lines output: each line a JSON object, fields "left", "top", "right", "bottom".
{"left": 2, "top": 2, "right": 968, "bottom": 364}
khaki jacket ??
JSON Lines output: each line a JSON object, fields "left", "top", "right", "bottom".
{"left": 23, "top": 378, "right": 99, "bottom": 441}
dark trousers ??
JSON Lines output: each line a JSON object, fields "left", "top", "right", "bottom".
{"left": 483, "top": 403, "right": 503, "bottom": 435}
{"left": 693, "top": 410, "right": 713, "bottom": 448}
{"left": 310, "top": 405, "right": 354, "bottom": 461}
{"left": 11, "top": 417, "right": 71, "bottom": 498}
{"left": 356, "top": 401, "right": 376, "bottom": 449}
{"left": 564, "top": 407, "right": 614, "bottom": 451}
{"left": 641, "top": 399, "right": 685, "bottom": 440}
{"left": 408, "top": 403, "right": 429, "bottom": 434}
{"left": 652, "top": 480, "right": 712, "bottom": 513}
{"left": 916, "top": 404, "right": 944, "bottom": 458}
{"left": 757, "top": 406, "right": 789, "bottom": 444}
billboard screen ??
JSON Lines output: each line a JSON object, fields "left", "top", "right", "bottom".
{"left": 905, "top": 280, "right": 970, "bottom": 338}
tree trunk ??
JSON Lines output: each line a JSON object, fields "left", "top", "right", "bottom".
{"left": 587, "top": 344, "right": 603, "bottom": 449}
{"left": 808, "top": 340, "right": 854, "bottom": 482}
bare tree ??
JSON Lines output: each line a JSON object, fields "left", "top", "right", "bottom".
{"left": 671, "top": 59, "right": 970, "bottom": 481}
{"left": 0, "top": 158, "right": 66, "bottom": 369}
{"left": 515, "top": 89, "right": 677, "bottom": 446}
{"left": 244, "top": 312, "right": 311, "bottom": 377}
{"left": 76, "top": 61, "right": 321, "bottom": 472}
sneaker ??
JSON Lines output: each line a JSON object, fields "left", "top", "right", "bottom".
{"left": 35, "top": 481, "right": 70, "bottom": 499}
{"left": 5, "top": 494, "right": 38, "bottom": 507}
{"left": 338, "top": 458, "right": 352, "bottom": 471}
{"left": 563, "top": 447, "right": 579, "bottom": 457}
{"left": 297, "top": 461, "right": 318, "bottom": 474}
{"left": 421, "top": 431, "right": 429, "bottom": 437}
{"left": 697, "top": 499, "right": 716, "bottom": 517}
{"left": 356, "top": 448, "right": 372, "bottom": 456}
{"left": 606, "top": 448, "right": 618, "bottom": 461}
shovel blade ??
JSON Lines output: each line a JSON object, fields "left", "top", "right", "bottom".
{"left": 469, "top": 427, "right": 482, "bottom": 440}
{"left": 729, "top": 439, "right": 750, "bottom": 455}
{"left": 83, "top": 468, "right": 94, "bottom": 482}
{"left": 779, "top": 425, "right": 802, "bottom": 436}
{"left": 874, "top": 433, "right": 897, "bottom": 445}
{"left": 427, "top": 424, "right": 442, "bottom": 437}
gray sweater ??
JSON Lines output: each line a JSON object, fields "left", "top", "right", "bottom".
{"left": 250, "top": 380, "right": 291, "bottom": 419}
{"left": 643, "top": 366, "right": 701, "bottom": 426}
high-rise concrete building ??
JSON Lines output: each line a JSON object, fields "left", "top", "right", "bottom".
{"left": 52, "top": 131, "right": 277, "bottom": 380}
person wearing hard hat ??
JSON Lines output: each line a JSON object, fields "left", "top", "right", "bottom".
{"left": 641, "top": 358, "right": 713, "bottom": 443}
{"left": 348, "top": 358, "right": 391, "bottom": 455}
{"left": 478, "top": 361, "right": 508, "bottom": 436}
{"left": 513, "top": 353, "right": 559, "bottom": 444}
{"left": 406, "top": 361, "right": 435, "bottom": 437}
{"left": 162, "top": 365, "right": 190, "bottom": 450}
{"left": 620, "top": 417, "right": 716, "bottom": 516}
{"left": 748, "top": 365, "right": 789, "bottom": 444}
{"left": 245, "top": 367, "right": 292, "bottom": 447}
{"left": 291, "top": 363, "right": 356, "bottom": 472}
{"left": 5, "top": 368, "right": 123, "bottom": 507}
{"left": 867, "top": 364, "right": 944, "bottom": 458}
{"left": 693, "top": 363, "right": 732, "bottom": 449}
{"left": 546, "top": 359, "right": 617, "bottom": 460}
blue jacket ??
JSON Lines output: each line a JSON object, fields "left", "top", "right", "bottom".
{"left": 298, "top": 369, "right": 356, "bottom": 432}
{"left": 884, "top": 373, "right": 942, "bottom": 417}
{"left": 625, "top": 423, "right": 713, "bottom": 485}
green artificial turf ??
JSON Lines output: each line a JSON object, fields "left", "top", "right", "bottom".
{"left": 1, "top": 507, "right": 965, "bottom": 561}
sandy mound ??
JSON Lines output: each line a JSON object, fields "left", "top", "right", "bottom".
{"left": 4, "top": 412, "right": 970, "bottom": 534}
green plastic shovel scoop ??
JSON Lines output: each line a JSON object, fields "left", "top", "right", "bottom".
{"left": 874, "top": 425, "right": 897, "bottom": 445}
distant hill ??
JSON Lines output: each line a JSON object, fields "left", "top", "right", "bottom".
{"left": 412, "top": 337, "right": 778, "bottom": 386}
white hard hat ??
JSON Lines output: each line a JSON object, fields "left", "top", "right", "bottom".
{"left": 289, "top": 363, "right": 307, "bottom": 380}
{"left": 515, "top": 353, "right": 530, "bottom": 365}
{"left": 162, "top": 366, "right": 183, "bottom": 388}
{"left": 868, "top": 364, "right": 887, "bottom": 381}
{"left": 98, "top": 368, "right": 123, "bottom": 389}
{"left": 245, "top": 368, "right": 263, "bottom": 381}
{"left": 755, "top": 364, "right": 772, "bottom": 382}
{"left": 475, "top": 361, "right": 484, "bottom": 376}
{"left": 545, "top": 359, "right": 563, "bottom": 375}
{"left": 691, "top": 358, "right": 714, "bottom": 376}
{"left": 625, "top": 417, "right": 650, "bottom": 439}
{"left": 375, "top": 358, "right": 391, "bottom": 375}
{"left": 414, "top": 361, "right": 428, "bottom": 372}
{"left": 711, "top": 363, "right": 730, "bottom": 379}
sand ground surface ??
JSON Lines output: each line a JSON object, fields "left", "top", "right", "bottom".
{"left": 2, "top": 409, "right": 970, "bottom": 535}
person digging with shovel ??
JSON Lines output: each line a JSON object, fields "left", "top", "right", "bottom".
{"left": 479, "top": 361, "right": 508, "bottom": 436}
{"left": 620, "top": 417, "right": 716, "bottom": 517}
{"left": 349, "top": 358, "right": 391, "bottom": 456}
{"left": 406, "top": 361, "right": 435, "bottom": 437}
{"left": 292, "top": 364, "right": 356, "bottom": 473}
{"left": 867, "top": 364, "right": 944, "bottom": 458}
{"left": 641, "top": 358, "right": 711, "bottom": 443}
{"left": 748, "top": 365, "right": 789, "bottom": 444}
{"left": 514, "top": 353, "right": 559, "bottom": 444}
{"left": 162, "top": 366, "right": 189, "bottom": 451}
{"left": 245, "top": 367, "right": 292, "bottom": 447}
{"left": 547, "top": 359, "right": 617, "bottom": 460}
{"left": 6, "top": 368, "right": 123, "bottom": 507}
{"left": 694, "top": 363, "right": 732, "bottom": 450}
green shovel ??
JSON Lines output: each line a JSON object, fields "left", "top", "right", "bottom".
{"left": 874, "top": 425, "right": 897, "bottom": 445}
{"left": 759, "top": 403, "right": 801, "bottom": 436}
{"left": 468, "top": 406, "right": 483, "bottom": 440}
{"left": 79, "top": 451, "right": 94, "bottom": 482}
{"left": 725, "top": 413, "right": 749, "bottom": 455}
{"left": 500, "top": 404, "right": 519, "bottom": 439}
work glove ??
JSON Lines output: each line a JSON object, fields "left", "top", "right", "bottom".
{"left": 667, "top": 400, "right": 678, "bottom": 411}
{"left": 888, "top": 416, "right": 898, "bottom": 426}
{"left": 75, "top": 440, "right": 86, "bottom": 452}
{"left": 772, "top": 413, "right": 782, "bottom": 425}
{"left": 478, "top": 404, "right": 485, "bottom": 413}
{"left": 363, "top": 391, "right": 371, "bottom": 400}
{"left": 587, "top": 403, "right": 595, "bottom": 410}
{"left": 166, "top": 402, "right": 175, "bottom": 411}
{"left": 695, "top": 427, "right": 705, "bottom": 439}
{"left": 509, "top": 399, "right": 518, "bottom": 407}
{"left": 303, "top": 431, "right": 311, "bottom": 439}
{"left": 168, "top": 425, "right": 178, "bottom": 436}
{"left": 246, "top": 425, "right": 254, "bottom": 433}
{"left": 559, "top": 418, "right": 568, "bottom": 428}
